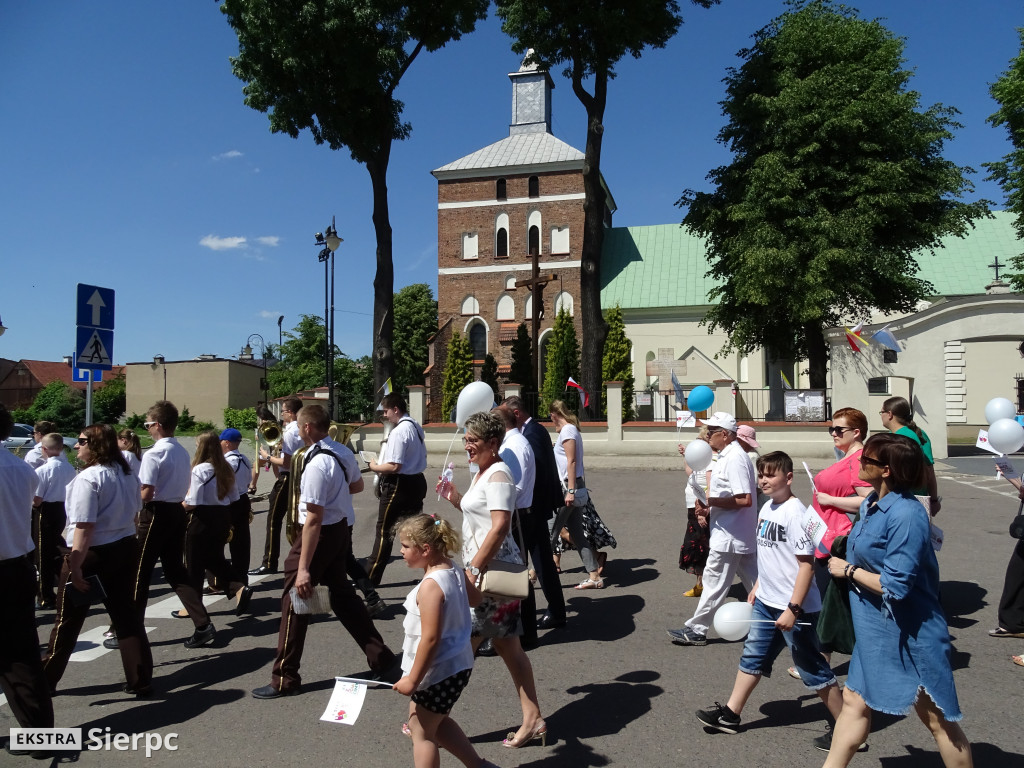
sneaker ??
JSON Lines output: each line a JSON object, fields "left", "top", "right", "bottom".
{"left": 365, "top": 596, "right": 387, "bottom": 618}
{"left": 667, "top": 627, "right": 707, "bottom": 646}
{"left": 812, "top": 725, "right": 868, "bottom": 753}
{"left": 696, "top": 702, "right": 741, "bottom": 734}
{"left": 184, "top": 623, "right": 216, "bottom": 649}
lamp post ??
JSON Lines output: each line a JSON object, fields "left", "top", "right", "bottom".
{"left": 0, "top": 315, "right": 6, "bottom": 337}
{"left": 243, "top": 333, "right": 268, "bottom": 407}
{"left": 315, "top": 217, "right": 343, "bottom": 420}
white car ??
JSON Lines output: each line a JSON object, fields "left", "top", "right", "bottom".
{"left": 4, "top": 423, "right": 78, "bottom": 455}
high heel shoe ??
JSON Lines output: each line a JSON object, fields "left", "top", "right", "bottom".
{"left": 502, "top": 719, "right": 547, "bottom": 748}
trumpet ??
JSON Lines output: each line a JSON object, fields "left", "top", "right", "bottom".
{"left": 257, "top": 421, "right": 283, "bottom": 471}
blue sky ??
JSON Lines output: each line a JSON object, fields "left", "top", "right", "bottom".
{"left": 1, "top": 1, "right": 1020, "bottom": 368}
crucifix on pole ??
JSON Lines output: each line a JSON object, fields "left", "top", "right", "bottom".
{"left": 515, "top": 248, "right": 557, "bottom": 395}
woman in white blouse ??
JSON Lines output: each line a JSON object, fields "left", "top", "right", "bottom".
{"left": 439, "top": 411, "right": 547, "bottom": 750}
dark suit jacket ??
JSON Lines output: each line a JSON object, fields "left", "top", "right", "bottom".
{"left": 522, "top": 418, "right": 561, "bottom": 520}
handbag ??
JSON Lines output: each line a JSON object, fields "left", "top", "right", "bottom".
{"left": 1010, "top": 500, "right": 1024, "bottom": 539}
{"left": 817, "top": 535, "right": 856, "bottom": 654}
{"left": 479, "top": 513, "right": 530, "bottom": 600}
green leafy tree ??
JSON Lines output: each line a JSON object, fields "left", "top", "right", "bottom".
{"left": 985, "top": 28, "right": 1024, "bottom": 289}
{"left": 441, "top": 331, "right": 474, "bottom": 422}
{"left": 224, "top": 407, "right": 259, "bottom": 431}
{"left": 480, "top": 353, "right": 500, "bottom": 396}
{"left": 540, "top": 308, "right": 580, "bottom": 414}
{"left": 27, "top": 381, "right": 85, "bottom": 434}
{"left": 680, "top": 0, "right": 989, "bottom": 387}
{"left": 601, "top": 304, "right": 634, "bottom": 421}
{"left": 92, "top": 372, "right": 126, "bottom": 425}
{"left": 336, "top": 355, "right": 374, "bottom": 420}
{"left": 508, "top": 322, "right": 536, "bottom": 407}
{"left": 498, "top": 0, "right": 718, "bottom": 416}
{"left": 222, "top": 0, "right": 488, "bottom": 399}
{"left": 266, "top": 314, "right": 328, "bottom": 398}
{"left": 392, "top": 283, "right": 438, "bottom": 393}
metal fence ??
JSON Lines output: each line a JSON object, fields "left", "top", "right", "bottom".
{"left": 632, "top": 387, "right": 832, "bottom": 422}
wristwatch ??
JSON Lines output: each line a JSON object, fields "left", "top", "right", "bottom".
{"left": 787, "top": 602, "right": 804, "bottom": 618}
{"left": 466, "top": 564, "right": 481, "bottom": 577}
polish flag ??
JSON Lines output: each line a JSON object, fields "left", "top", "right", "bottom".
{"left": 566, "top": 377, "right": 590, "bottom": 408}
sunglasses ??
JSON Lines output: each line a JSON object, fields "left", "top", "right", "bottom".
{"left": 75, "top": 437, "right": 89, "bottom": 446}
{"left": 861, "top": 455, "right": 885, "bottom": 468}
{"left": 144, "top": 421, "right": 159, "bottom": 428}
{"left": 827, "top": 426, "right": 853, "bottom": 436}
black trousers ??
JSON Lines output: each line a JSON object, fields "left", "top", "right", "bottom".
{"left": 43, "top": 536, "right": 153, "bottom": 693}
{"left": 999, "top": 538, "right": 1024, "bottom": 633}
{"left": 133, "top": 500, "right": 203, "bottom": 620}
{"left": 365, "top": 473, "right": 427, "bottom": 586}
{"left": 181, "top": 505, "right": 232, "bottom": 628}
{"left": 258, "top": 473, "right": 290, "bottom": 570}
{"left": 33, "top": 501, "right": 67, "bottom": 605}
{"left": 271, "top": 521, "right": 395, "bottom": 691}
{"left": 0, "top": 555, "right": 54, "bottom": 727}
{"left": 208, "top": 494, "right": 252, "bottom": 590}
{"left": 514, "top": 507, "right": 566, "bottom": 645}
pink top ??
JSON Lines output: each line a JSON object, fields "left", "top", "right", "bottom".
{"left": 812, "top": 448, "right": 871, "bottom": 557}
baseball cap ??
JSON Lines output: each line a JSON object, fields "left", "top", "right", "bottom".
{"left": 700, "top": 412, "right": 738, "bottom": 433}
{"left": 219, "top": 428, "right": 243, "bottom": 443}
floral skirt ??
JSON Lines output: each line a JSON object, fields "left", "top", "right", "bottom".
{"left": 679, "top": 507, "right": 710, "bottom": 573}
{"left": 553, "top": 497, "right": 618, "bottom": 554}
{"left": 472, "top": 596, "right": 522, "bottom": 639}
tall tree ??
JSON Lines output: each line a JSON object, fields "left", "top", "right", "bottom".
{"left": 540, "top": 307, "right": 580, "bottom": 414}
{"left": 601, "top": 304, "right": 634, "bottom": 421}
{"left": 479, "top": 353, "right": 500, "bottom": 396}
{"left": 266, "top": 314, "right": 328, "bottom": 397}
{"left": 498, "top": 0, "right": 718, "bottom": 416}
{"left": 222, "top": 0, "right": 488, "bottom": 398}
{"left": 985, "top": 28, "right": 1024, "bottom": 289}
{"left": 441, "top": 331, "right": 474, "bottom": 421}
{"left": 392, "top": 283, "right": 438, "bottom": 394}
{"left": 680, "top": 0, "right": 989, "bottom": 387}
{"left": 335, "top": 354, "right": 374, "bottom": 420}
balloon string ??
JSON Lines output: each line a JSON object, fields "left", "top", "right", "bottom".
{"left": 725, "top": 619, "right": 813, "bottom": 626}
{"left": 438, "top": 427, "right": 460, "bottom": 501}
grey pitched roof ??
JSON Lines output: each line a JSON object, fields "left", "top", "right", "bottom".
{"left": 432, "top": 132, "right": 584, "bottom": 177}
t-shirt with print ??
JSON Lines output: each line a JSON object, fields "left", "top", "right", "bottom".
{"left": 754, "top": 495, "right": 821, "bottom": 613}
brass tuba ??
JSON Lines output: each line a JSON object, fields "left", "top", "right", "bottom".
{"left": 285, "top": 444, "right": 310, "bottom": 546}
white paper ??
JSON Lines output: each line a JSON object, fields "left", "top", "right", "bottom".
{"left": 994, "top": 456, "right": 1018, "bottom": 478}
{"left": 801, "top": 507, "right": 830, "bottom": 556}
{"left": 977, "top": 429, "right": 1002, "bottom": 456}
{"left": 689, "top": 474, "right": 707, "bottom": 505}
{"left": 290, "top": 585, "right": 331, "bottom": 615}
{"left": 359, "top": 450, "right": 377, "bottom": 465}
{"left": 320, "top": 678, "right": 369, "bottom": 725}
{"left": 676, "top": 411, "right": 696, "bottom": 428}
{"left": 802, "top": 462, "right": 817, "bottom": 493}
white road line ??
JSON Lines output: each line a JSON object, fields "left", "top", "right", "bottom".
{"left": 939, "top": 474, "right": 1020, "bottom": 500}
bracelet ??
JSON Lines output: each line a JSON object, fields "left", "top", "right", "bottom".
{"left": 843, "top": 564, "right": 851, "bottom": 578}
{"left": 849, "top": 565, "right": 858, "bottom": 580}
{"left": 787, "top": 602, "right": 804, "bottom": 618}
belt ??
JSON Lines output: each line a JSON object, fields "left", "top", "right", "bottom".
{"left": 516, "top": 507, "right": 532, "bottom": 514}
{"left": 0, "top": 553, "right": 32, "bottom": 565}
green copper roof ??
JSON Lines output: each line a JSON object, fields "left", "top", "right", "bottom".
{"left": 600, "top": 211, "right": 1020, "bottom": 310}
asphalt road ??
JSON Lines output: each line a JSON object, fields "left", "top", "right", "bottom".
{"left": 5, "top": 456, "right": 1024, "bottom": 767}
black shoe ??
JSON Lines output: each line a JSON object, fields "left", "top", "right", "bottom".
{"left": 235, "top": 586, "right": 254, "bottom": 616}
{"left": 103, "top": 636, "right": 120, "bottom": 650}
{"left": 538, "top": 612, "right": 566, "bottom": 630}
{"left": 812, "top": 726, "right": 869, "bottom": 753}
{"left": 365, "top": 596, "right": 388, "bottom": 618}
{"left": 667, "top": 627, "right": 707, "bottom": 646}
{"left": 521, "top": 637, "right": 539, "bottom": 651}
{"left": 124, "top": 684, "right": 154, "bottom": 699}
{"left": 696, "top": 702, "right": 741, "bottom": 734}
{"left": 170, "top": 609, "right": 190, "bottom": 619}
{"left": 251, "top": 684, "right": 300, "bottom": 699}
{"left": 370, "top": 658, "right": 403, "bottom": 685}
{"left": 36, "top": 599, "right": 56, "bottom": 611}
{"left": 476, "top": 638, "right": 497, "bottom": 657}
{"left": 248, "top": 565, "right": 276, "bottom": 576}
{"left": 184, "top": 623, "right": 216, "bottom": 649}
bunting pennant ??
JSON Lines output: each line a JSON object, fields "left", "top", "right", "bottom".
{"left": 780, "top": 371, "right": 794, "bottom": 391}
{"left": 566, "top": 377, "right": 590, "bottom": 408}
{"left": 844, "top": 324, "right": 869, "bottom": 353}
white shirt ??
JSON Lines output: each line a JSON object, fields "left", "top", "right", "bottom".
{"left": 299, "top": 437, "right": 360, "bottom": 526}
{"left": 379, "top": 415, "right": 427, "bottom": 475}
{"left": 23, "top": 444, "right": 45, "bottom": 469}
{"left": 138, "top": 437, "right": 191, "bottom": 502}
{"left": 185, "top": 463, "right": 232, "bottom": 507}
{"left": 554, "top": 423, "right": 585, "bottom": 484}
{"left": 707, "top": 440, "right": 758, "bottom": 554}
{"left": 460, "top": 462, "right": 520, "bottom": 567}
{"left": 66, "top": 464, "right": 141, "bottom": 547}
{"left": 35, "top": 454, "right": 77, "bottom": 503}
{"left": 224, "top": 449, "right": 252, "bottom": 500}
{"left": 401, "top": 566, "right": 474, "bottom": 689}
{"left": 755, "top": 496, "right": 821, "bottom": 613}
{"left": 499, "top": 428, "right": 535, "bottom": 509}
{"left": 281, "top": 421, "right": 303, "bottom": 460}
{"left": 0, "top": 447, "right": 37, "bottom": 559}
{"left": 122, "top": 450, "right": 141, "bottom": 476}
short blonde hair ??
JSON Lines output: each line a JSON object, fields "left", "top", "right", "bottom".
{"left": 549, "top": 399, "right": 579, "bottom": 428}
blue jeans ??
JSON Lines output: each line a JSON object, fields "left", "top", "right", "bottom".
{"left": 738, "top": 598, "right": 837, "bottom": 690}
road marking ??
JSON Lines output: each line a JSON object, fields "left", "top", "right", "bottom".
{"left": 939, "top": 474, "right": 1020, "bottom": 500}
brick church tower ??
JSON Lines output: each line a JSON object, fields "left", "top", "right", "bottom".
{"left": 427, "top": 55, "right": 615, "bottom": 420}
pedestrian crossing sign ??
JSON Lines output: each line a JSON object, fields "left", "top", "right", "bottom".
{"left": 76, "top": 326, "right": 114, "bottom": 370}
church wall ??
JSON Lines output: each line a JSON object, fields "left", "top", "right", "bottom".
{"left": 437, "top": 170, "right": 583, "bottom": 205}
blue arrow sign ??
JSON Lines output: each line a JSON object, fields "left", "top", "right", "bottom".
{"left": 76, "top": 284, "right": 115, "bottom": 330}
{"left": 76, "top": 327, "right": 114, "bottom": 371}
{"left": 73, "top": 367, "right": 103, "bottom": 383}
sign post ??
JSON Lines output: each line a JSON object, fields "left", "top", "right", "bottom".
{"left": 75, "top": 284, "right": 115, "bottom": 426}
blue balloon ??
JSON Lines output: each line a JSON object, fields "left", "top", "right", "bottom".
{"left": 688, "top": 385, "right": 715, "bottom": 413}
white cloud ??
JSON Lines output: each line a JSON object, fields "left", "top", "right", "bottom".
{"left": 200, "top": 234, "right": 247, "bottom": 251}
{"left": 213, "top": 150, "right": 243, "bottom": 160}
{"left": 259, "top": 310, "right": 282, "bottom": 319}
{"left": 256, "top": 236, "right": 280, "bottom": 247}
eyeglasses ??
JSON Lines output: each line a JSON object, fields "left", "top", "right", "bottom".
{"left": 144, "top": 421, "right": 159, "bottom": 428}
{"left": 75, "top": 437, "right": 89, "bottom": 446}
{"left": 462, "top": 436, "right": 482, "bottom": 446}
{"left": 861, "top": 455, "right": 885, "bottom": 468}
{"left": 878, "top": 410, "right": 889, "bottom": 416}
{"left": 827, "top": 426, "right": 852, "bottom": 436}
{"left": 706, "top": 427, "right": 724, "bottom": 436}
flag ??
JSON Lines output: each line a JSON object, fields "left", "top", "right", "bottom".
{"left": 566, "top": 377, "right": 590, "bottom": 408}
{"left": 844, "top": 325, "right": 869, "bottom": 353}
{"left": 671, "top": 369, "right": 685, "bottom": 406}
{"left": 871, "top": 325, "right": 901, "bottom": 352}
{"left": 378, "top": 377, "right": 393, "bottom": 395}
{"left": 780, "top": 371, "right": 793, "bottom": 391}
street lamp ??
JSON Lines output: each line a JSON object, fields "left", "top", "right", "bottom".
{"left": 244, "top": 333, "right": 269, "bottom": 407}
{"left": 314, "top": 217, "right": 343, "bottom": 419}
{"left": 0, "top": 315, "right": 6, "bottom": 337}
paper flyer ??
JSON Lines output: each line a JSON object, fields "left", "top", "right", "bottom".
{"left": 801, "top": 508, "right": 830, "bottom": 556}
{"left": 994, "top": 456, "right": 1018, "bottom": 479}
{"left": 320, "top": 678, "right": 369, "bottom": 725}
{"left": 689, "top": 474, "right": 707, "bottom": 505}
{"left": 977, "top": 429, "right": 1002, "bottom": 456}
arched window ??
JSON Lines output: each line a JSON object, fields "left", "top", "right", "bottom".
{"left": 461, "top": 295, "right": 479, "bottom": 315}
{"left": 554, "top": 291, "right": 574, "bottom": 317}
{"left": 528, "top": 210, "right": 542, "bottom": 256}
{"left": 468, "top": 321, "right": 487, "bottom": 361}
{"left": 539, "top": 329, "right": 553, "bottom": 384}
{"left": 496, "top": 294, "right": 515, "bottom": 321}
{"left": 496, "top": 178, "right": 507, "bottom": 200}
{"left": 524, "top": 294, "right": 533, "bottom": 319}
{"left": 645, "top": 350, "right": 656, "bottom": 386}
{"left": 528, "top": 176, "right": 539, "bottom": 197}
{"left": 504, "top": 275, "right": 517, "bottom": 290}
{"left": 495, "top": 212, "right": 509, "bottom": 258}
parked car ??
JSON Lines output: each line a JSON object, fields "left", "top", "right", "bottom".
{"left": 4, "top": 423, "right": 78, "bottom": 455}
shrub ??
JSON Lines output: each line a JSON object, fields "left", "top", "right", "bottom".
{"left": 224, "top": 407, "right": 259, "bottom": 431}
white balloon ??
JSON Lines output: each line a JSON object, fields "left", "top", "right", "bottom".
{"left": 985, "top": 397, "right": 1017, "bottom": 425}
{"left": 713, "top": 601, "right": 754, "bottom": 642}
{"left": 684, "top": 439, "right": 713, "bottom": 472}
{"left": 987, "top": 418, "right": 1024, "bottom": 455}
{"left": 455, "top": 381, "right": 495, "bottom": 428}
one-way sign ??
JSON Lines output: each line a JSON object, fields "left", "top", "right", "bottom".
{"left": 76, "top": 284, "right": 115, "bottom": 330}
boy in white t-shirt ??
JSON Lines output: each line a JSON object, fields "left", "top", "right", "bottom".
{"left": 695, "top": 451, "right": 843, "bottom": 749}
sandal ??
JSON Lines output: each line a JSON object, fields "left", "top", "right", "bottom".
{"left": 1013, "top": 655, "right": 1024, "bottom": 667}
{"left": 574, "top": 577, "right": 604, "bottom": 590}
{"left": 401, "top": 722, "right": 411, "bottom": 737}
{"left": 989, "top": 627, "right": 1024, "bottom": 638}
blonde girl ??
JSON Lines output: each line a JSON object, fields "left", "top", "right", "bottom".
{"left": 393, "top": 514, "right": 499, "bottom": 768}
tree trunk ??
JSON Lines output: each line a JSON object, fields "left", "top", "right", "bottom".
{"left": 576, "top": 73, "right": 609, "bottom": 421}
{"left": 803, "top": 322, "right": 829, "bottom": 389}
{"left": 367, "top": 142, "right": 395, "bottom": 404}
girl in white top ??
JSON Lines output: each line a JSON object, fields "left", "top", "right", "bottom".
{"left": 393, "top": 514, "right": 497, "bottom": 768}
{"left": 117, "top": 428, "right": 142, "bottom": 476}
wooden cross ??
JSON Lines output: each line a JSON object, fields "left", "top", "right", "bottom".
{"left": 990, "top": 256, "right": 1006, "bottom": 281}
{"left": 515, "top": 248, "right": 557, "bottom": 393}
{"left": 645, "top": 348, "right": 688, "bottom": 394}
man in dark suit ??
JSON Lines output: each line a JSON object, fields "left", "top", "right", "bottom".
{"left": 502, "top": 396, "right": 566, "bottom": 631}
